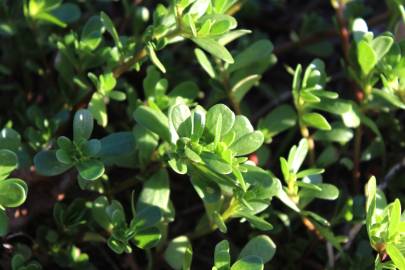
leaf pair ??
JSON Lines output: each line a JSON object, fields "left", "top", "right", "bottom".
{"left": 0, "top": 149, "right": 28, "bottom": 236}
{"left": 34, "top": 109, "right": 105, "bottom": 181}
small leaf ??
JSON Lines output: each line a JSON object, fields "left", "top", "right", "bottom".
{"left": 302, "top": 112, "right": 331, "bottom": 130}
{"left": 239, "top": 235, "right": 276, "bottom": 264}
{"left": 0, "top": 179, "right": 27, "bottom": 207}
{"left": 386, "top": 243, "right": 405, "bottom": 270}
{"left": 194, "top": 48, "right": 216, "bottom": 78}
{"left": 0, "top": 209, "right": 8, "bottom": 236}
{"left": 134, "top": 105, "right": 172, "bottom": 143}
{"left": 81, "top": 15, "right": 103, "bottom": 50}
{"left": 206, "top": 104, "right": 235, "bottom": 139}
{"left": 34, "top": 150, "right": 73, "bottom": 176}
{"left": 73, "top": 109, "right": 94, "bottom": 142}
{"left": 100, "top": 11, "right": 122, "bottom": 49}
{"left": 147, "top": 44, "right": 166, "bottom": 73}
{"left": 289, "top": 139, "right": 308, "bottom": 174}
{"left": 231, "top": 256, "right": 263, "bottom": 270}
{"left": 299, "top": 183, "right": 339, "bottom": 201}
{"left": 231, "top": 75, "right": 261, "bottom": 103}
{"left": 357, "top": 40, "right": 377, "bottom": 75}
{"left": 213, "top": 211, "right": 227, "bottom": 233}
{"left": 229, "top": 131, "right": 264, "bottom": 156}
{"left": 388, "top": 199, "right": 401, "bottom": 240}
{"left": 0, "top": 149, "right": 17, "bottom": 180}
{"left": 201, "top": 152, "right": 232, "bottom": 175}
{"left": 77, "top": 159, "right": 104, "bottom": 180}
{"left": 214, "top": 240, "right": 230, "bottom": 270}
{"left": 371, "top": 36, "right": 393, "bottom": 61}
{"left": 133, "top": 227, "right": 161, "bottom": 249}
{"left": 164, "top": 236, "right": 193, "bottom": 270}
{"left": 258, "top": 105, "right": 297, "bottom": 140}
{"left": 192, "top": 38, "right": 234, "bottom": 63}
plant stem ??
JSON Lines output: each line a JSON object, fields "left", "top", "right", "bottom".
{"left": 353, "top": 125, "right": 362, "bottom": 193}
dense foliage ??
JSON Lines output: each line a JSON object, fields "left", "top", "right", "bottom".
{"left": 0, "top": 0, "right": 405, "bottom": 269}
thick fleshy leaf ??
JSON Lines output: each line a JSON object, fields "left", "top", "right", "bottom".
{"left": 229, "top": 131, "right": 264, "bottom": 156}
{"left": 0, "top": 179, "right": 27, "bottom": 207}
{"left": 231, "top": 256, "right": 263, "bottom": 270}
{"left": 258, "top": 105, "right": 297, "bottom": 140}
{"left": 73, "top": 109, "right": 94, "bottom": 142}
{"left": 371, "top": 36, "right": 393, "bottom": 61}
{"left": 229, "top": 39, "right": 273, "bottom": 73}
{"left": 192, "top": 38, "right": 234, "bottom": 63}
{"left": 89, "top": 92, "right": 107, "bottom": 127}
{"left": 239, "top": 235, "right": 276, "bottom": 264}
{"left": 201, "top": 152, "right": 232, "bottom": 174}
{"left": 131, "top": 205, "right": 162, "bottom": 231}
{"left": 214, "top": 240, "right": 230, "bottom": 270}
{"left": 133, "top": 105, "right": 172, "bottom": 143}
{"left": 137, "top": 168, "right": 170, "bottom": 213}
{"left": 387, "top": 243, "right": 405, "bottom": 270}
{"left": 0, "top": 149, "right": 17, "bottom": 180}
{"left": 81, "top": 15, "right": 103, "bottom": 50}
{"left": 170, "top": 104, "right": 191, "bottom": 138}
{"left": 0, "top": 209, "right": 8, "bottom": 236}
{"left": 164, "top": 236, "right": 193, "bottom": 270}
{"left": 206, "top": 104, "right": 235, "bottom": 138}
{"left": 194, "top": 48, "right": 216, "bottom": 78}
{"left": 231, "top": 75, "right": 261, "bottom": 103}
{"left": 34, "top": 150, "right": 73, "bottom": 176}
{"left": 302, "top": 112, "right": 331, "bottom": 130}
{"left": 77, "top": 159, "right": 104, "bottom": 180}
{"left": 133, "top": 227, "right": 161, "bottom": 249}
{"left": 299, "top": 183, "right": 339, "bottom": 201}
{"left": 357, "top": 40, "right": 377, "bottom": 75}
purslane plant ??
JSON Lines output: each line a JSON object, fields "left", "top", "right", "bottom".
{"left": 1, "top": 0, "right": 405, "bottom": 269}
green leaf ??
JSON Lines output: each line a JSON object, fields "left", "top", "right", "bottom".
{"left": 357, "top": 40, "right": 377, "bottom": 75}
{"left": 132, "top": 206, "right": 162, "bottom": 230}
{"left": 77, "top": 159, "right": 104, "bottom": 180}
{"left": 296, "top": 168, "right": 324, "bottom": 178}
{"left": 82, "top": 139, "right": 101, "bottom": 156}
{"left": 371, "top": 36, "right": 393, "bottom": 61}
{"left": 191, "top": 106, "right": 206, "bottom": 142}
{"left": 0, "top": 179, "right": 27, "bottom": 207}
{"left": 73, "top": 109, "right": 94, "bottom": 142}
{"left": 194, "top": 48, "right": 216, "bottom": 78}
{"left": 89, "top": 92, "right": 107, "bottom": 127}
{"left": 0, "top": 209, "right": 8, "bottom": 236}
{"left": 386, "top": 243, "right": 405, "bottom": 270}
{"left": 231, "top": 75, "right": 261, "bottom": 103}
{"left": 164, "top": 236, "right": 193, "bottom": 270}
{"left": 98, "top": 132, "right": 135, "bottom": 157}
{"left": 192, "top": 38, "right": 234, "bottom": 63}
{"left": 230, "top": 115, "right": 254, "bottom": 142}
{"left": 0, "top": 128, "right": 21, "bottom": 152}
{"left": 0, "top": 149, "right": 17, "bottom": 180}
{"left": 302, "top": 112, "right": 331, "bottom": 130}
{"left": 201, "top": 152, "right": 232, "bottom": 174}
{"left": 137, "top": 168, "right": 170, "bottom": 213}
{"left": 34, "top": 150, "right": 72, "bottom": 176}
{"left": 299, "top": 183, "right": 339, "bottom": 201}
{"left": 100, "top": 11, "right": 122, "bottom": 50}
{"left": 51, "top": 3, "right": 81, "bottom": 24}
{"left": 231, "top": 256, "right": 263, "bottom": 270}
{"left": 133, "top": 227, "right": 161, "bottom": 249}
{"left": 258, "top": 105, "right": 297, "bottom": 140}
{"left": 239, "top": 235, "right": 276, "bottom": 264}
{"left": 289, "top": 139, "right": 308, "bottom": 174}
{"left": 206, "top": 104, "right": 235, "bottom": 138}
{"left": 214, "top": 240, "right": 230, "bottom": 270}
{"left": 147, "top": 44, "right": 166, "bottom": 73}
{"left": 365, "top": 176, "right": 377, "bottom": 237}
{"left": 169, "top": 104, "right": 192, "bottom": 138}
{"left": 169, "top": 158, "right": 188, "bottom": 174}
{"left": 235, "top": 211, "right": 273, "bottom": 231}
{"left": 228, "top": 39, "right": 273, "bottom": 73}
{"left": 373, "top": 89, "right": 405, "bottom": 109}
{"left": 134, "top": 105, "right": 172, "bottom": 143}
{"left": 313, "top": 127, "right": 353, "bottom": 145}
{"left": 81, "top": 15, "right": 104, "bottom": 50}
{"left": 169, "top": 81, "right": 199, "bottom": 100}
{"left": 388, "top": 199, "right": 401, "bottom": 240}
{"left": 229, "top": 131, "right": 264, "bottom": 156}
